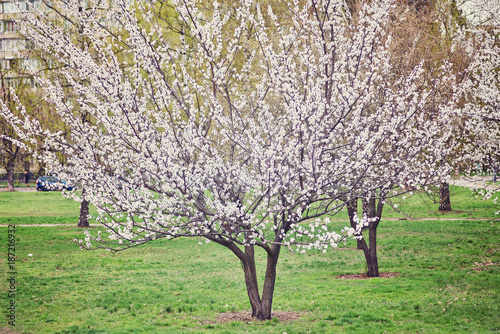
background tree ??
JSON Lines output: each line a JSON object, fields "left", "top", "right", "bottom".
{"left": 456, "top": 4, "right": 500, "bottom": 209}
{"left": 333, "top": 0, "right": 469, "bottom": 276}
{"left": 0, "top": 69, "right": 25, "bottom": 192}
{"left": 25, "top": 0, "right": 131, "bottom": 226}
{"left": 0, "top": 58, "right": 47, "bottom": 191}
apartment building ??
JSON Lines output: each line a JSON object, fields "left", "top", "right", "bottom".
{"left": 0, "top": 0, "right": 124, "bottom": 85}
{"left": 0, "top": 0, "right": 39, "bottom": 87}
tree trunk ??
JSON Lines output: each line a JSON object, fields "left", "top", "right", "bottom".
{"left": 212, "top": 231, "right": 282, "bottom": 321}
{"left": 493, "top": 157, "right": 498, "bottom": 183}
{"left": 37, "top": 162, "right": 46, "bottom": 178}
{"left": 78, "top": 189, "right": 89, "bottom": 227}
{"left": 241, "top": 246, "right": 262, "bottom": 318}
{"left": 359, "top": 223, "right": 380, "bottom": 277}
{"left": 6, "top": 158, "right": 15, "bottom": 192}
{"left": 439, "top": 181, "right": 451, "bottom": 211}
{"left": 260, "top": 244, "right": 280, "bottom": 320}
{"left": 346, "top": 198, "right": 362, "bottom": 250}
{"left": 358, "top": 197, "right": 384, "bottom": 277}
{"left": 241, "top": 244, "right": 280, "bottom": 320}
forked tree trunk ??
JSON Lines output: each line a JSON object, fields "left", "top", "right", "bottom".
{"left": 243, "top": 244, "right": 281, "bottom": 319}
{"left": 225, "top": 241, "right": 280, "bottom": 320}
{"left": 358, "top": 197, "right": 384, "bottom": 277}
{"left": 78, "top": 188, "right": 90, "bottom": 227}
{"left": 346, "top": 198, "right": 362, "bottom": 250}
{"left": 439, "top": 181, "right": 451, "bottom": 211}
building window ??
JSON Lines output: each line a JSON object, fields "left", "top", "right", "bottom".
{"left": 4, "top": 21, "right": 19, "bottom": 32}
{"left": 4, "top": 78, "right": 19, "bottom": 88}
{"left": 3, "top": 2, "right": 25, "bottom": 14}
{"left": 1, "top": 59, "right": 10, "bottom": 70}
{"left": 27, "top": 0, "right": 40, "bottom": 9}
{"left": 3, "top": 39, "right": 26, "bottom": 52}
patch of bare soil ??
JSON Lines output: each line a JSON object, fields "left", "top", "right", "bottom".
{"left": 336, "top": 272, "right": 399, "bottom": 279}
{"left": 471, "top": 260, "right": 498, "bottom": 271}
{"left": 428, "top": 210, "right": 465, "bottom": 214}
{"left": 0, "top": 327, "right": 24, "bottom": 334}
{"left": 216, "top": 311, "right": 304, "bottom": 323}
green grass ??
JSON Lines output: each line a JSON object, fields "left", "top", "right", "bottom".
{"left": 0, "top": 186, "right": 499, "bottom": 333}
{"left": 380, "top": 186, "right": 500, "bottom": 219}
{"left": 0, "top": 181, "right": 36, "bottom": 188}
{"left": 0, "top": 185, "right": 497, "bottom": 225}
{"left": 0, "top": 192, "right": 97, "bottom": 225}
{"left": 304, "top": 184, "right": 499, "bottom": 221}
{"left": 0, "top": 221, "right": 498, "bottom": 333}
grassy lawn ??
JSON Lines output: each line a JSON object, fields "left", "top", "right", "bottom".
{"left": 380, "top": 186, "right": 500, "bottom": 219}
{"left": 0, "top": 181, "right": 36, "bottom": 189}
{"left": 0, "top": 192, "right": 97, "bottom": 225}
{"left": 0, "top": 187, "right": 499, "bottom": 333}
{"left": 0, "top": 185, "right": 498, "bottom": 225}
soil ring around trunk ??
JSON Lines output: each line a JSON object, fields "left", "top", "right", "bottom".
{"left": 336, "top": 272, "right": 399, "bottom": 279}
{"left": 216, "top": 310, "right": 305, "bottom": 323}
{"left": 0, "top": 327, "right": 23, "bottom": 334}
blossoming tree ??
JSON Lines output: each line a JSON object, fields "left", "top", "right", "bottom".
{"left": 347, "top": 0, "right": 472, "bottom": 276}
{"left": 457, "top": 8, "right": 500, "bottom": 207}
{"left": 1, "top": 0, "right": 461, "bottom": 318}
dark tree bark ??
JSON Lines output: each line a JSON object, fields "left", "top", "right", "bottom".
{"left": 346, "top": 198, "right": 362, "bottom": 250}
{"left": 240, "top": 244, "right": 280, "bottom": 320}
{"left": 2, "top": 138, "right": 19, "bottom": 192}
{"left": 78, "top": 188, "right": 90, "bottom": 227}
{"left": 358, "top": 197, "right": 385, "bottom": 277}
{"left": 36, "top": 162, "right": 46, "bottom": 178}
{"left": 1, "top": 69, "right": 23, "bottom": 192}
{"left": 5, "top": 165, "right": 14, "bottom": 191}
{"left": 493, "top": 157, "right": 498, "bottom": 183}
{"left": 260, "top": 243, "right": 280, "bottom": 319}
{"left": 219, "top": 236, "right": 281, "bottom": 320}
{"left": 6, "top": 158, "right": 15, "bottom": 192}
{"left": 439, "top": 181, "right": 452, "bottom": 211}
{"left": 359, "top": 223, "right": 380, "bottom": 277}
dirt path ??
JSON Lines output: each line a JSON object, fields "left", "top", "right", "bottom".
{"left": 449, "top": 175, "right": 499, "bottom": 192}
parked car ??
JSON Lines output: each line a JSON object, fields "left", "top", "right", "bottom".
{"left": 36, "top": 176, "right": 75, "bottom": 191}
